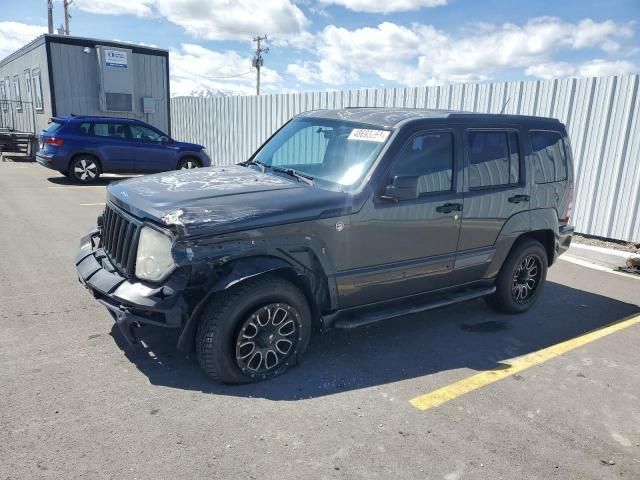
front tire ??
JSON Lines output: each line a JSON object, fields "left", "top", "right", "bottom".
{"left": 485, "top": 238, "right": 548, "bottom": 314}
{"left": 177, "top": 157, "right": 201, "bottom": 170}
{"left": 196, "top": 274, "right": 312, "bottom": 384}
{"left": 69, "top": 156, "right": 100, "bottom": 183}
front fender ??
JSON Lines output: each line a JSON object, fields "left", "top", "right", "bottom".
{"left": 175, "top": 256, "right": 296, "bottom": 352}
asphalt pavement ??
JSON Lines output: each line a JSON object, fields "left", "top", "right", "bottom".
{"left": 1, "top": 159, "right": 639, "bottom": 480}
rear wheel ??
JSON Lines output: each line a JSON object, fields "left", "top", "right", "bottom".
{"left": 196, "top": 274, "right": 312, "bottom": 384}
{"left": 69, "top": 156, "right": 100, "bottom": 183}
{"left": 177, "top": 157, "right": 201, "bottom": 170}
{"left": 485, "top": 238, "right": 548, "bottom": 314}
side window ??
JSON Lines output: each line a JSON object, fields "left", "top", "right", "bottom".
{"left": 130, "top": 125, "right": 163, "bottom": 142}
{"left": 92, "top": 123, "right": 129, "bottom": 138}
{"left": 31, "top": 70, "right": 43, "bottom": 111}
{"left": 467, "top": 131, "right": 519, "bottom": 188}
{"left": 78, "top": 123, "right": 91, "bottom": 135}
{"left": 23, "top": 70, "right": 31, "bottom": 98}
{"left": 13, "top": 75, "right": 22, "bottom": 111}
{"left": 530, "top": 131, "right": 568, "bottom": 183}
{"left": 0, "top": 80, "right": 6, "bottom": 112}
{"left": 389, "top": 132, "right": 454, "bottom": 195}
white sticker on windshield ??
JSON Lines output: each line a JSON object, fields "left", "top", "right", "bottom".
{"left": 348, "top": 129, "right": 390, "bottom": 142}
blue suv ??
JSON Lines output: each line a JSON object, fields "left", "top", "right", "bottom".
{"left": 36, "top": 116, "right": 210, "bottom": 183}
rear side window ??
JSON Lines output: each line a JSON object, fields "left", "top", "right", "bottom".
{"left": 390, "top": 132, "right": 454, "bottom": 195}
{"left": 530, "top": 131, "right": 568, "bottom": 183}
{"left": 92, "top": 123, "right": 129, "bottom": 139}
{"left": 44, "top": 121, "right": 63, "bottom": 133}
{"left": 467, "top": 131, "right": 520, "bottom": 188}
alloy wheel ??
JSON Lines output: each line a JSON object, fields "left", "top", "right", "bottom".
{"left": 511, "top": 254, "right": 541, "bottom": 303}
{"left": 74, "top": 158, "right": 98, "bottom": 181}
{"left": 235, "top": 303, "right": 301, "bottom": 377}
{"left": 180, "top": 160, "right": 198, "bottom": 169}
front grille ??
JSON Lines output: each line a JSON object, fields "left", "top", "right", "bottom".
{"left": 101, "top": 204, "right": 140, "bottom": 276}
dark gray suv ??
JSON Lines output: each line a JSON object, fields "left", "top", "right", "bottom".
{"left": 75, "top": 108, "right": 575, "bottom": 383}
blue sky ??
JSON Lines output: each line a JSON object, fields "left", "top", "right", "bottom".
{"left": 1, "top": 0, "right": 638, "bottom": 96}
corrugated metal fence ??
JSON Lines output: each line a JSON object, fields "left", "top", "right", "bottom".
{"left": 171, "top": 75, "right": 640, "bottom": 243}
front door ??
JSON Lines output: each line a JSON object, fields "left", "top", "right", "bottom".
{"left": 335, "top": 128, "right": 464, "bottom": 308}
{"left": 129, "top": 124, "right": 177, "bottom": 172}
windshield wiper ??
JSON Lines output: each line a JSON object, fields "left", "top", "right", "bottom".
{"left": 243, "top": 159, "right": 268, "bottom": 173}
{"left": 271, "top": 166, "right": 315, "bottom": 186}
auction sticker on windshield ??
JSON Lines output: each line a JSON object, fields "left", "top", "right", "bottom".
{"left": 348, "top": 129, "right": 390, "bottom": 142}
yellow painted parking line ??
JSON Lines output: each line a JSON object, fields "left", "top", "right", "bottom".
{"left": 410, "top": 313, "right": 640, "bottom": 411}
{"left": 80, "top": 203, "right": 106, "bottom": 206}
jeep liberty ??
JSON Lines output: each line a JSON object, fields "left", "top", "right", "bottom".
{"left": 75, "top": 108, "right": 575, "bottom": 383}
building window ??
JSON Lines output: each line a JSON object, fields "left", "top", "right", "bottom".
{"left": 467, "top": 130, "right": 520, "bottom": 189}
{"left": 13, "top": 75, "right": 22, "bottom": 112}
{"left": 31, "top": 70, "right": 44, "bottom": 111}
{"left": 530, "top": 131, "right": 568, "bottom": 183}
{"left": 23, "top": 70, "right": 31, "bottom": 100}
{"left": 390, "top": 132, "right": 454, "bottom": 195}
{"left": 0, "top": 80, "right": 7, "bottom": 113}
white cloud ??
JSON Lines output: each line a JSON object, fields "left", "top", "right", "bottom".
{"left": 286, "top": 60, "right": 358, "bottom": 85}
{"left": 318, "top": 0, "right": 447, "bottom": 13}
{"left": 286, "top": 17, "right": 636, "bottom": 87}
{"left": 0, "top": 22, "right": 47, "bottom": 60}
{"left": 526, "top": 60, "right": 639, "bottom": 80}
{"left": 73, "top": 0, "right": 155, "bottom": 17}
{"left": 73, "top": 0, "right": 310, "bottom": 42}
{"left": 170, "top": 43, "right": 282, "bottom": 96}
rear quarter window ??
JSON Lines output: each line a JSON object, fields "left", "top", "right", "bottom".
{"left": 530, "top": 130, "right": 568, "bottom": 183}
{"left": 44, "top": 121, "right": 63, "bottom": 134}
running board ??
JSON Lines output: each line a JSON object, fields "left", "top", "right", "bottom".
{"left": 333, "top": 286, "right": 496, "bottom": 329}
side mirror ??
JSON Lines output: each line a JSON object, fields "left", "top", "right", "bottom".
{"left": 382, "top": 175, "right": 419, "bottom": 202}
{"left": 160, "top": 136, "right": 171, "bottom": 144}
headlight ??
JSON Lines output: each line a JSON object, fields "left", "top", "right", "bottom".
{"left": 135, "top": 227, "right": 175, "bottom": 282}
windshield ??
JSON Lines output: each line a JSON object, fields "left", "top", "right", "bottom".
{"left": 252, "top": 118, "right": 391, "bottom": 187}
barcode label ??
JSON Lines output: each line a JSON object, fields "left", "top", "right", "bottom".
{"left": 347, "top": 129, "right": 390, "bottom": 142}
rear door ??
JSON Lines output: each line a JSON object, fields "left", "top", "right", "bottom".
{"left": 89, "top": 122, "right": 135, "bottom": 173}
{"left": 129, "top": 124, "right": 177, "bottom": 172}
{"left": 456, "top": 127, "right": 529, "bottom": 276}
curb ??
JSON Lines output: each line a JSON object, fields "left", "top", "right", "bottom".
{"left": 566, "top": 243, "right": 639, "bottom": 269}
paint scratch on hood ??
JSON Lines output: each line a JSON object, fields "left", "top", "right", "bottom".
{"left": 161, "top": 205, "right": 282, "bottom": 230}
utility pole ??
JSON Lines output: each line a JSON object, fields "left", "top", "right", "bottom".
{"left": 252, "top": 35, "right": 268, "bottom": 96}
{"left": 63, "top": 0, "right": 73, "bottom": 35}
{"left": 47, "top": 0, "right": 54, "bottom": 34}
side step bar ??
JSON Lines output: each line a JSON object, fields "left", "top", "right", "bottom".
{"left": 333, "top": 286, "right": 496, "bottom": 329}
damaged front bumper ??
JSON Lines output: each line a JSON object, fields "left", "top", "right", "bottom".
{"left": 75, "top": 228, "right": 190, "bottom": 344}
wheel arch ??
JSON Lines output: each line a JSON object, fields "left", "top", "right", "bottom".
{"left": 176, "top": 254, "right": 330, "bottom": 352}
{"left": 68, "top": 151, "right": 103, "bottom": 173}
{"left": 176, "top": 154, "right": 201, "bottom": 169}
{"left": 486, "top": 208, "right": 559, "bottom": 278}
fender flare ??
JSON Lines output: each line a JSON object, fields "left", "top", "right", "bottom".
{"left": 176, "top": 256, "right": 297, "bottom": 352}
{"left": 485, "top": 208, "right": 559, "bottom": 278}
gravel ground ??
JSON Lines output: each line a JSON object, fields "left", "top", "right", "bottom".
{"left": 573, "top": 233, "right": 640, "bottom": 254}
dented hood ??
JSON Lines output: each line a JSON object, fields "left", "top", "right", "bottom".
{"left": 107, "top": 166, "right": 350, "bottom": 237}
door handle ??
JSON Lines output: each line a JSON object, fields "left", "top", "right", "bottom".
{"left": 508, "top": 195, "right": 530, "bottom": 204}
{"left": 436, "top": 202, "right": 463, "bottom": 214}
